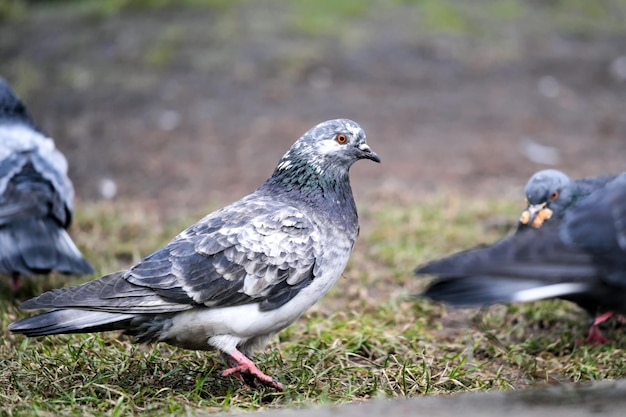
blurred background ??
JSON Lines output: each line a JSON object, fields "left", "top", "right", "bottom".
{"left": 2, "top": 0, "right": 626, "bottom": 219}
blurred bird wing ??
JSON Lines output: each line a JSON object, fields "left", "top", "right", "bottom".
{"left": 0, "top": 152, "right": 29, "bottom": 220}
{"left": 417, "top": 224, "right": 595, "bottom": 280}
{"left": 0, "top": 125, "right": 73, "bottom": 225}
{"left": 561, "top": 178, "right": 626, "bottom": 286}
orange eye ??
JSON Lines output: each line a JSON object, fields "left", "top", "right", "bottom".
{"left": 336, "top": 134, "right": 347, "bottom": 144}
{"left": 551, "top": 191, "right": 559, "bottom": 200}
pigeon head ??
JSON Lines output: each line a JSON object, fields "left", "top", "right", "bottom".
{"left": 269, "top": 119, "right": 379, "bottom": 187}
{"left": 278, "top": 118, "right": 379, "bottom": 169}
{"left": 0, "top": 78, "right": 36, "bottom": 128}
{"left": 521, "top": 169, "right": 573, "bottom": 227}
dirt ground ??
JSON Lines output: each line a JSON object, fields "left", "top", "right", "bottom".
{"left": 1, "top": 4, "right": 626, "bottom": 219}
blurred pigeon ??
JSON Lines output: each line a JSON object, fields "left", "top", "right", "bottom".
{"left": 0, "top": 78, "right": 94, "bottom": 290}
{"left": 518, "top": 169, "right": 620, "bottom": 229}
{"left": 417, "top": 176, "right": 626, "bottom": 343}
{"left": 9, "top": 119, "right": 380, "bottom": 390}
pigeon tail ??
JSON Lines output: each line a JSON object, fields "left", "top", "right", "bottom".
{"left": 0, "top": 217, "right": 94, "bottom": 276}
{"left": 8, "top": 309, "right": 135, "bottom": 337}
{"left": 422, "top": 276, "right": 590, "bottom": 307}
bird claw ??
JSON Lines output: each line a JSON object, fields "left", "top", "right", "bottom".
{"left": 221, "top": 349, "right": 283, "bottom": 390}
{"left": 581, "top": 311, "right": 622, "bottom": 345}
{"left": 11, "top": 273, "right": 21, "bottom": 291}
{"left": 593, "top": 311, "right": 615, "bottom": 326}
{"left": 584, "top": 324, "right": 609, "bottom": 345}
{"left": 222, "top": 366, "right": 283, "bottom": 390}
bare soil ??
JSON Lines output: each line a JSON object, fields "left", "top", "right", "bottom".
{"left": 1, "top": 4, "right": 625, "bottom": 219}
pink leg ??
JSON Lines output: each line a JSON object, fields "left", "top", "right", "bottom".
{"left": 593, "top": 311, "right": 614, "bottom": 326}
{"left": 583, "top": 312, "right": 614, "bottom": 344}
{"left": 11, "top": 273, "right": 21, "bottom": 291}
{"left": 585, "top": 324, "right": 609, "bottom": 344}
{"left": 221, "top": 349, "right": 283, "bottom": 390}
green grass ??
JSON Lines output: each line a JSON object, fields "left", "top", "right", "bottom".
{"left": 4, "top": 0, "right": 626, "bottom": 37}
{"left": 2, "top": 196, "right": 625, "bottom": 416}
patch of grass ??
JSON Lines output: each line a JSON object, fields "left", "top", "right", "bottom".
{"left": 0, "top": 0, "right": 27, "bottom": 22}
{"left": 2, "top": 195, "right": 625, "bottom": 416}
{"left": 10, "top": 0, "right": 238, "bottom": 20}
{"left": 286, "top": 0, "right": 369, "bottom": 37}
{"left": 394, "top": 0, "right": 626, "bottom": 37}
{"left": 8, "top": 0, "right": 626, "bottom": 38}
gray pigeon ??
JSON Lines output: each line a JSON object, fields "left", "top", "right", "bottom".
{"left": 0, "top": 78, "right": 94, "bottom": 290}
{"left": 9, "top": 119, "right": 380, "bottom": 390}
{"left": 417, "top": 175, "right": 626, "bottom": 344}
{"left": 518, "top": 169, "right": 619, "bottom": 229}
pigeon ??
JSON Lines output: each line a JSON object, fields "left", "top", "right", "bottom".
{"left": 518, "top": 169, "right": 619, "bottom": 229}
{"left": 515, "top": 169, "right": 625, "bottom": 338}
{"left": 416, "top": 175, "right": 626, "bottom": 344}
{"left": 9, "top": 118, "right": 380, "bottom": 390}
{"left": 0, "top": 77, "right": 94, "bottom": 290}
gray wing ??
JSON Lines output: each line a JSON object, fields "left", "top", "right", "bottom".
{"left": 0, "top": 152, "right": 70, "bottom": 228}
{"left": 0, "top": 123, "right": 74, "bottom": 223}
{"left": 21, "top": 195, "right": 321, "bottom": 313}
{"left": 128, "top": 196, "right": 321, "bottom": 311}
{"left": 560, "top": 176, "right": 626, "bottom": 286}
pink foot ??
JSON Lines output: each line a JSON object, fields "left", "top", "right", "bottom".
{"left": 585, "top": 324, "right": 609, "bottom": 345}
{"left": 11, "top": 273, "right": 21, "bottom": 291}
{"left": 593, "top": 311, "right": 615, "bottom": 326}
{"left": 221, "top": 350, "right": 283, "bottom": 390}
{"left": 582, "top": 311, "right": 619, "bottom": 344}
{"left": 594, "top": 311, "right": 626, "bottom": 325}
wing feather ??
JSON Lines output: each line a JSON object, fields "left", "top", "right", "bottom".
{"left": 126, "top": 197, "right": 320, "bottom": 309}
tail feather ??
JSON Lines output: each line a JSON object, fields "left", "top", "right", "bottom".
{"left": 416, "top": 225, "right": 597, "bottom": 308}
{"left": 50, "top": 227, "right": 95, "bottom": 275}
{"left": 14, "top": 218, "right": 57, "bottom": 271}
{"left": 422, "top": 276, "right": 589, "bottom": 307}
{"left": 18, "top": 271, "right": 190, "bottom": 314}
{"left": 416, "top": 238, "right": 594, "bottom": 280}
{"left": 0, "top": 228, "right": 21, "bottom": 273}
{"left": 8, "top": 309, "right": 135, "bottom": 337}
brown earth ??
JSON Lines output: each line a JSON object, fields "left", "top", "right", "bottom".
{"left": 1, "top": 4, "right": 625, "bottom": 219}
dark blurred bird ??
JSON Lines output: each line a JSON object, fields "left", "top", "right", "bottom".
{"left": 518, "top": 169, "right": 619, "bottom": 229}
{"left": 10, "top": 119, "right": 380, "bottom": 390}
{"left": 417, "top": 175, "right": 626, "bottom": 344}
{"left": 0, "top": 78, "right": 94, "bottom": 290}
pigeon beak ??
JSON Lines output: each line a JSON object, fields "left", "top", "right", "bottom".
{"left": 520, "top": 202, "right": 552, "bottom": 228}
{"left": 357, "top": 143, "right": 381, "bottom": 163}
{"left": 526, "top": 202, "right": 546, "bottom": 223}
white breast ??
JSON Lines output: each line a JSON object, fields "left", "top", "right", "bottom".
{"left": 160, "top": 249, "right": 350, "bottom": 351}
